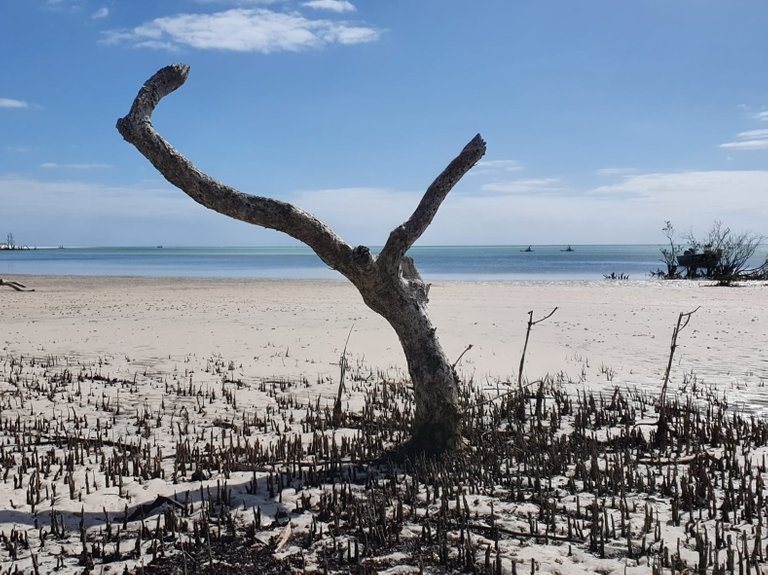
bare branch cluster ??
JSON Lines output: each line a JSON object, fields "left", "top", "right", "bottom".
{"left": 655, "top": 220, "right": 765, "bottom": 284}
{"left": 117, "top": 64, "right": 485, "bottom": 289}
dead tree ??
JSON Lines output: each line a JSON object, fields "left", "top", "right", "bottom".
{"left": 117, "top": 65, "right": 486, "bottom": 455}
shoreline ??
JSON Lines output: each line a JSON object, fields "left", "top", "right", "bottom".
{"left": 1, "top": 244, "right": 717, "bottom": 282}
{"left": 3, "top": 274, "right": 766, "bottom": 414}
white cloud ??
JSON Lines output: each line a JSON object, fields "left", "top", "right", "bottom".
{"left": 737, "top": 129, "right": 768, "bottom": 139}
{"left": 473, "top": 159, "right": 523, "bottom": 174}
{"left": 192, "top": 0, "right": 282, "bottom": 4}
{"left": 0, "top": 176, "right": 265, "bottom": 246}
{"left": 4, "top": 169, "right": 767, "bottom": 246}
{"left": 323, "top": 22, "right": 376, "bottom": 44}
{"left": 0, "top": 177, "right": 193, "bottom": 219}
{"left": 17, "top": 176, "right": 334, "bottom": 246}
{"left": 595, "top": 167, "right": 637, "bottom": 176}
{"left": 574, "top": 170, "right": 768, "bottom": 241}
{"left": 4, "top": 146, "right": 32, "bottom": 153}
{"left": 481, "top": 178, "right": 564, "bottom": 195}
{"left": 104, "top": 8, "right": 380, "bottom": 53}
{"left": 720, "top": 128, "right": 768, "bottom": 150}
{"left": 720, "top": 140, "right": 768, "bottom": 151}
{"left": 720, "top": 127, "right": 768, "bottom": 150}
{"left": 302, "top": 0, "right": 356, "bottom": 13}
{"left": 91, "top": 6, "right": 109, "bottom": 19}
{"left": 290, "top": 187, "right": 411, "bottom": 244}
{"left": 288, "top": 169, "right": 768, "bottom": 245}
{"left": 755, "top": 111, "right": 768, "bottom": 121}
{"left": 40, "top": 162, "right": 111, "bottom": 170}
{"left": 44, "top": 0, "right": 84, "bottom": 12}
{"left": 589, "top": 170, "right": 768, "bottom": 210}
{"left": 0, "top": 98, "right": 29, "bottom": 109}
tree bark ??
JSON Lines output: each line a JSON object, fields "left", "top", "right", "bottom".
{"left": 117, "top": 64, "right": 485, "bottom": 454}
{"left": 354, "top": 258, "right": 461, "bottom": 453}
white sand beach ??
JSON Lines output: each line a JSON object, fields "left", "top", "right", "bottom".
{"left": 1, "top": 275, "right": 767, "bottom": 574}
{"left": 3, "top": 276, "right": 766, "bottom": 409}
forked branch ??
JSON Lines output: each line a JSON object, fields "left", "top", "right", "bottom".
{"left": 655, "top": 306, "right": 700, "bottom": 448}
{"left": 118, "top": 64, "right": 484, "bottom": 286}
{"left": 378, "top": 134, "right": 486, "bottom": 272}
{"left": 517, "top": 307, "right": 558, "bottom": 390}
{"left": 118, "top": 64, "right": 486, "bottom": 455}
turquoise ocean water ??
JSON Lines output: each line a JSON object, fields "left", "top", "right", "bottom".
{"left": 1, "top": 245, "right": 767, "bottom": 281}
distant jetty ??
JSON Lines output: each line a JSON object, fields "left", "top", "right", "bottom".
{"left": 0, "top": 243, "right": 33, "bottom": 251}
{"left": 1, "top": 233, "right": 33, "bottom": 250}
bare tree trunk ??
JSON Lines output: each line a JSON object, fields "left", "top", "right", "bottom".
{"left": 356, "top": 259, "right": 460, "bottom": 453}
{"left": 117, "top": 65, "right": 485, "bottom": 455}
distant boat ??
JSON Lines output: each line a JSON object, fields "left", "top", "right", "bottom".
{"left": 562, "top": 245, "right": 574, "bottom": 252}
{"left": 156, "top": 245, "right": 163, "bottom": 249}
{"left": 521, "top": 245, "right": 533, "bottom": 252}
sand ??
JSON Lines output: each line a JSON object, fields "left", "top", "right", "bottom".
{"left": 2, "top": 275, "right": 767, "bottom": 411}
{"left": 2, "top": 275, "right": 768, "bottom": 574}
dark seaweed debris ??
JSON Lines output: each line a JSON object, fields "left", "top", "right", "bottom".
{"left": 1, "top": 353, "right": 768, "bottom": 574}
{"left": 137, "top": 376, "right": 768, "bottom": 574}
{"left": 140, "top": 535, "right": 300, "bottom": 574}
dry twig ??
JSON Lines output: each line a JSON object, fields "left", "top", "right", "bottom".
{"left": 517, "top": 307, "right": 558, "bottom": 390}
{"left": 655, "top": 306, "right": 700, "bottom": 447}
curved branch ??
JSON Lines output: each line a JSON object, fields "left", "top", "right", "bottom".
{"left": 378, "top": 134, "right": 486, "bottom": 272}
{"left": 116, "top": 64, "right": 356, "bottom": 277}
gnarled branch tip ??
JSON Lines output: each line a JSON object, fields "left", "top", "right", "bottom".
{"left": 464, "top": 134, "right": 487, "bottom": 157}
{"left": 118, "top": 64, "right": 192, "bottom": 138}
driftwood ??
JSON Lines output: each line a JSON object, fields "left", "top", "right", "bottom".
{"left": 125, "top": 495, "right": 184, "bottom": 522}
{"left": 117, "top": 65, "right": 485, "bottom": 454}
{"left": 0, "top": 279, "right": 34, "bottom": 292}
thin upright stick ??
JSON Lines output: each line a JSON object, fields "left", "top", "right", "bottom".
{"left": 656, "top": 306, "right": 700, "bottom": 447}
{"left": 452, "top": 344, "right": 474, "bottom": 370}
{"left": 333, "top": 325, "right": 354, "bottom": 426}
{"left": 517, "top": 307, "right": 558, "bottom": 391}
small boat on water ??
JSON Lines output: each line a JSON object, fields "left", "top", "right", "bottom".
{"left": 562, "top": 245, "right": 574, "bottom": 252}
{"left": 521, "top": 245, "right": 533, "bottom": 252}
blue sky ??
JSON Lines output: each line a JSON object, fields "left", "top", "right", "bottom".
{"left": 2, "top": 0, "right": 767, "bottom": 247}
